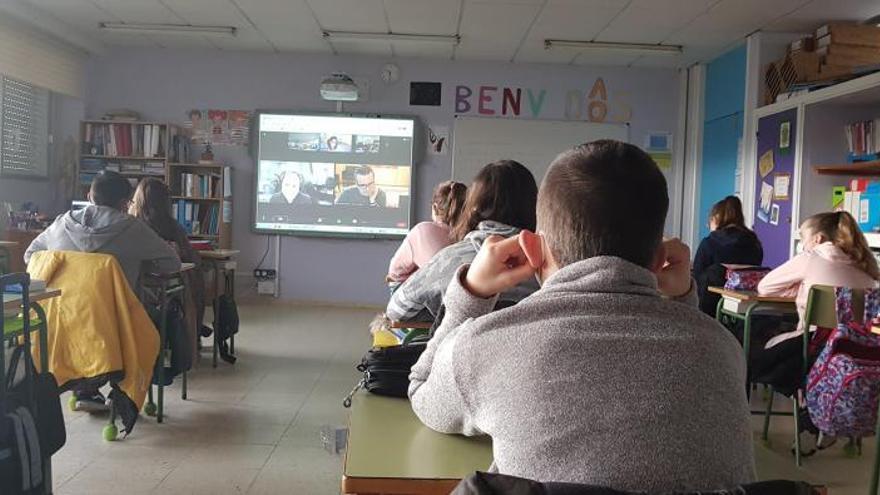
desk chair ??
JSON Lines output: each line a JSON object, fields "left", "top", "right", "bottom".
{"left": 761, "top": 285, "right": 867, "bottom": 467}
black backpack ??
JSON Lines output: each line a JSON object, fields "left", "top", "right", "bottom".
{"left": 215, "top": 293, "right": 239, "bottom": 364}
{"left": 1, "top": 346, "right": 66, "bottom": 494}
{"left": 343, "top": 340, "right": 427, "bottom": 407}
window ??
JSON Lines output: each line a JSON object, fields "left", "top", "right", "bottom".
{"left": 0, "top": 76, "right": 49, "bottom": 178}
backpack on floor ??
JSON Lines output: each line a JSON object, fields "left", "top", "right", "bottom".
{"left": 805, "top": 287, "right": 880, "bottom": 437}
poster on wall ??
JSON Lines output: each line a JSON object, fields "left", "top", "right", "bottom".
{"left": 186, "top": 109, "right": 252, "bottom": 147}
{"left": 645, "top": 131, "right": 672, "bottom": 171}
{"left": 427, "top": 125, "right": 449, "bottom": 155}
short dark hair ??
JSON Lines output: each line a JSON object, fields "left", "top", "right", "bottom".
{"left": 537, "top": 140, "right": 668, "bottom": 269}
{"left": 354, "top": 166, "right": 374, "bottom": 178}
{"left": 452, "top": 160, "right": 537, "bottom": 241}
{"left": 90, "top": 170, "right": 133, "bottom": 209}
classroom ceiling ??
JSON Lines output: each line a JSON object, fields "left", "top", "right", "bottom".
{"left": 11, "top": 0, "right": 880, "bottom": 67}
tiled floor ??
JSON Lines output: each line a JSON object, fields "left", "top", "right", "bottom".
{"left": 51, "top": 302, "right": 876, "bottom": 494}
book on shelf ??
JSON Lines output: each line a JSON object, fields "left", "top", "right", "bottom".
{"left": 173, "top": 200, "right": 220, "bottom": 236}
{"left": 178, "top": 172, "right": 221, "bottom": 198}
{"left": 82, "top": 122, "right": 165, "bottom": 158}
{"left": 844, "top": 119, "right": 880, "bottom": 160}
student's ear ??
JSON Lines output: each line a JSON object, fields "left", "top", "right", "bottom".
{"left": 518, "top": 230, "right": 544, "bottom": 269}
{"left": 650, "top": 241, "right": 667, "bottom": 274}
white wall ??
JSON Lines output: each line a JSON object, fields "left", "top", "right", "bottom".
{"left": 85, "top": 48, "right": 681, "bottom": 306}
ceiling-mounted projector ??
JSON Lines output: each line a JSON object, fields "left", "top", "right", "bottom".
{"left": 320, "top": 73, "right": 359, "bottom": 101}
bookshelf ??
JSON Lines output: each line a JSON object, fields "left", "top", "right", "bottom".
{"left": 168, "top": 162, "right": 231, "bottom": 249}
{"left": 78, "top": 120, "right": 232, "bottom": 249}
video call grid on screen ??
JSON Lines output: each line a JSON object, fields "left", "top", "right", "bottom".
{"left": 254, "top": 113, "right": 416, "bottom": 237}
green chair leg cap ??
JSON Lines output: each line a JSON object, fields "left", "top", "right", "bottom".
{"left": 144, "top": 402, "right": 157, "bottom": 416}
{"left": 102, "top": 424, "right": 118, "bottom": 441}
{"left": 762, "top": 438, "right": 772, "bottom": 448}
{"left": 68, "top": 395, "right": 78, "bottom": 411}
{"left": 843, "top": 442, "right": 860, "bottom": 458}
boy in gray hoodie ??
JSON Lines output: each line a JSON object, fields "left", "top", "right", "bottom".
{"left": 24, "top": 171, "right": 180, "bottom": 410}
{"left": 409, "top": 141, "right": 755, "bottom": 492}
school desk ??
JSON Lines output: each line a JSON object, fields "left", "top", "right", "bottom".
{"left": 343, "top": 392, "right": 492, "bottom": 495}
{"left": 708, "top": 287, "right": 797, "bottom": 402}
{"left": 200, "top": 249, "right": 239, "bottom": 367}
{"left": 2, "top": 285, "right": 60, "bottom": 494}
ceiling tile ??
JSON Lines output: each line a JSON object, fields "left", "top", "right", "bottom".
{"left": 384, "top": 0, "right": 460, "bottom": 35}
{"left": 513, "top": 0, "right": 628, "bottom": 63}
{"left": 328, "top": 39, "right": 393, "bottom": 56}
{"left": 391, "top": 40, "right": 454, "bottom": 59}
{"left": 309, "top": 0, "right": 388, "bottom": 32}
{"left": 665, "top": 0, "right": 807, "bottom": 46}
{"left": 571, "top": 51, "right": 640, "bottom": 66}
{"left": 90, "top": 0, "right": 179, "bottom": 23}
{"left": 159, "top": 0, "right": 273, "bottom": 51}
{"left": 456, "top": 1, "right": 541, "bottom": 60}
{"left": 765, "top": 0, "right": 880, "bottom": 33}
{"left": 599, "top": 0, "right": 716, "bottom": 43}
{"left": 233, "top": 0, "right": 330, "bottom": 53}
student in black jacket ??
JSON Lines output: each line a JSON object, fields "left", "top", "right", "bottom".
{"left": 693, "top": 196, "right": 764, "bottom": 316}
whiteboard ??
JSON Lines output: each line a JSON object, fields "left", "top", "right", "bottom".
{"left": 451, "top": 117, "right": 629, "bottom": 184}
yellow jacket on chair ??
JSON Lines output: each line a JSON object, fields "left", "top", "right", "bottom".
{"left": 26, "top": 250, "right": 159, "bottom": 413}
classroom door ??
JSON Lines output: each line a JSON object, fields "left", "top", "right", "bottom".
{"left": 753, "top": 108, "right": 797, "bottom": 268}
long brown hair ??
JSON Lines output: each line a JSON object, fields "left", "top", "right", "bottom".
{"left": 432, "top": 181, "right": 467, "bottom": 227}
{"left": 129, "top": 178, "right": 181, "bottom": 242}
{"left": 452, "top": 160, "right": 538, "bottom": 241}
{"left": 710, "top": 195, "right": 749, "bottom": 231}
{"left": 804, "top": 211, "right": 880, "bottom": 280}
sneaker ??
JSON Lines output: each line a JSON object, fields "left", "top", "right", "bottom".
{"left": 74, "top": 392, "right": 109, "bottom": 413}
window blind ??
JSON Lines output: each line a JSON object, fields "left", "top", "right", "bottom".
{"left": 0, "top": 76, "right": 49, "bottom": 178}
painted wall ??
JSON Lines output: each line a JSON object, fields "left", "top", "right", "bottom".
{"left": 0, "top": 92, "right": 84, "bottom": 214}
{"left": 698, "top": 45, "right": 746, "bottom": 239}
{"left": 84, "top": 48, "right": 681, "bottom": 306}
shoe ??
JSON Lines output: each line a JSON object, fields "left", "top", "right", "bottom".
{"left": 816, "top": 432, "right": 837, "bottom": 451}
{"left": 73, "top": 392, "right": 109, "bottom": 413}
{"left": 792, "top": 430, "right": 818, "bottom": 458}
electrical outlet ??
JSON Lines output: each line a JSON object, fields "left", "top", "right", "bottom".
{"left": 253, "top": 268, "right": 277, "bottom": 279}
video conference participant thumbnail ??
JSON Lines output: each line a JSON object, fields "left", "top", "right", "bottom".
{"left": 270, "top": 170, "right": 312, "bottom": 205}
{"left": 336, "top": 165, "right": 386, "bottom": 207}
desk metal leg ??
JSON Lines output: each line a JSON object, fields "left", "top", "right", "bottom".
{"left": 227, "top": 268, "right": 235, "bottom": 354}
{"left": 157, "top": 286, "right": 167, "bottom": 424}
{"left": 212, "top": 260, "right": 220, "bottom": 368}
{"left": 182, "top": 371, "right": 187, "bottom": 400}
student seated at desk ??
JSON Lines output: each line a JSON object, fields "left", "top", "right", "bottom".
{"left": 386, "top": 160, "right": 539, "bottom": 322}
{"left": 693, "top": 196, "right": 763, "bottom": 316}
{"left": 129, "top": 178, "right": 205, "bottom": 359}
{"left": 409, "top": 141, "right": 755, "bottom": 492}
{"left": 386, "top": 180, "right": 467, "bottom": 286}
{"left": 23, "top": 170, "right": 181, "bottom": 411}
{"left": 753, "top": 211, "right": 879, "bottom": 394}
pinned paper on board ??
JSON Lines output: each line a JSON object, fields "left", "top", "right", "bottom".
{"left": 770, "top": 204, "right": 780, "bottom": 225}
{"left": 779, "top": 121, "right": 791, "bottom": 151}
{"left": 773, "top": 173, "right": 791, "bottom": 200}
{"left": 649, "top": 152, "right": 672, "bottom": 170}
{"left": 759, "top": 149, "right": 775, "bottom": 178}
{"left": 758, "top": 181, "right": 774, "bottom": 222}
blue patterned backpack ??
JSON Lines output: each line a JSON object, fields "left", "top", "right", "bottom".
{"left": 805, "top": 287, "right": 880, "bottom": 437}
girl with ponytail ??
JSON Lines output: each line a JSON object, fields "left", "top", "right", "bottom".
{"left": 693, "top": 195, "right": 764, "bottom": 315}
{"left": 752, "top": 211, "right": 880, "bottom": 407}
{"left": 387, "top": 180, "right": 468, "bottom": 284}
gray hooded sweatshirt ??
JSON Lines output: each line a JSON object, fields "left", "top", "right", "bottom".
{"left": 24, "top": 205, "right": 181, "bottom": 289}
{"left": 386, "top": 221, "right": 539, "bottom": 321}
{"left": 409, "top": 257, "right": 756, "bottom": 492}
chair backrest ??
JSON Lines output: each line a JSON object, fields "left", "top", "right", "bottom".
{"left": 804, "top": 284, "right": 867, "bottom": 329}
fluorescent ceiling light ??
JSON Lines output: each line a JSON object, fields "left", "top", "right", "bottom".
{"left": 544, "top": 39, "right": 682, "bottom": 56}
{"left": 98, "top": 22, "right": 237, "bottom": 37}
{"left": 323, "top": 31, "right": 460, "bottom": 45}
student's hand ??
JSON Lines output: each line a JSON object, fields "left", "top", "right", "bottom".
{"left": 464, "top": 234, "right": 537, "bottom": 299}
{"left": 655, "top": 238, "right": 692, "bottom": 298}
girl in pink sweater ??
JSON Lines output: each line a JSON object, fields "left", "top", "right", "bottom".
{"left": 754, "top": 211, "right": 879, "bottom": 453}
{"left": 387, "top": 181, "right": 467, "bottom": 284}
